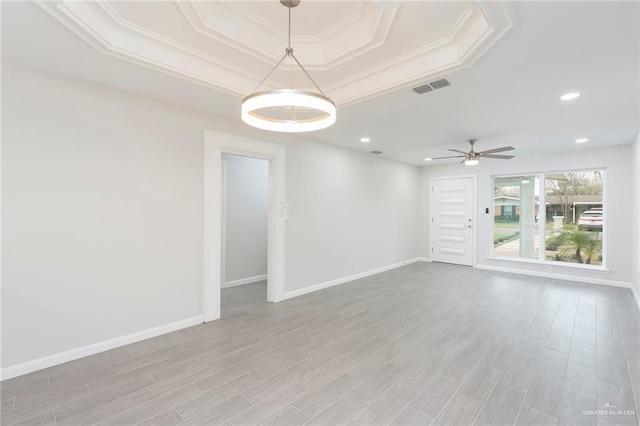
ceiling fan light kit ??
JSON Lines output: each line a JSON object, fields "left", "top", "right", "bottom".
{"left": 464, "top": 156, "right": 480, "bottom": 166}
{"left": 241, "top": 0, "right": 336, "bottom": 133}
{"left": 429, "top": 139, "right": 515, "bottom": 166}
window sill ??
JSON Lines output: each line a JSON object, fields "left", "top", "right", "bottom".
{"left": 486, "top": 256, "right": 610, "bottom": 273}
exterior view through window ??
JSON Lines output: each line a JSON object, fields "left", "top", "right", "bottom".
{"left": 494, "top": 176, "right": 539, "bottom": 260}
{"left": 493, "top": 170, "right": 604, "bottom": 266}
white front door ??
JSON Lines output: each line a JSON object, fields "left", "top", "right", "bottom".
{"left": 430, "top": 177, "right": 475, "bottom": 266}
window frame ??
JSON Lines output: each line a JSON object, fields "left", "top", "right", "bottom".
{"left": 490, "top": 168, "right": 607, "bottom": 270}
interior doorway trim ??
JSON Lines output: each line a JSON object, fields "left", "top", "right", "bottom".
{"left": 204, "top": 130, "right": 286, "bottom": 322}
{"left": 429, "top": 174, "right": 478, "bottom": 267}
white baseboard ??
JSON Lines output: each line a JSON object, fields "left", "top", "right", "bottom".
{"left": 222, "top": 274, "right": 267, "bottom": 289}
{"left": 0, "top": 316, "right": 203, "bottom": 381}
{"left": 417, "top": 257, "right": 432, "bottom": 262}
{"left": 475, "top": 264, "right": 632, "bottom": 289}
{"left": 284, "top": 258, "right": 421, "bottom": 300}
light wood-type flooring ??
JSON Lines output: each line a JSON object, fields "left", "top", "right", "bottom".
{"left": 221, "top": 281, "right": 267, "bottom": 318}
{"left": 2, "top": 262, "right": 639, "bottom": 425}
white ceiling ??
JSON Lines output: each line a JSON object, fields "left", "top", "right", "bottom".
{"left": 2, "top": 1, "right": 638, "bottom": 166}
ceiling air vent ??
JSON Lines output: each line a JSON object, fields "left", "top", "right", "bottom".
{"left": 412, "top": 83, "right": 433, "bottom": 95}
{"left": 412, "top": 78, "right": 451, "bottom": 94}
{"left": 370, "top": 150, "right": 383, "bottom": 155}
{"left": 429, "top": 78, "right": 451, "bottom": 89}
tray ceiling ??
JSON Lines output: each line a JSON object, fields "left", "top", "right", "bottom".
{"left": 3, "top": 2, "right": 637, "bottom": 165}
{"left": 37, "top": 0, "right": 516, "bottom": 106}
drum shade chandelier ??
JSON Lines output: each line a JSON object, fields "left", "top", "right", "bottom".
{"left": 241, "top": 0, "right": 336, "bottom": 133}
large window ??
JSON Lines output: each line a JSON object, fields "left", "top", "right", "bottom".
{"left": 493, "top": 175, "right": 540, "bottom": 259}
{"left": 492, "top": 169, "right": 604, "bottom": 267}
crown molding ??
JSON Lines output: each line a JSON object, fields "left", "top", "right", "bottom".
{"left": 36, "top": 0, "right": 517, "bottom": 107}
{"left": 36, "top": 0, "right": 266, "bottom": 96}
{"left": 176, "top": 0, "right": 401, "bottom": 70}
{"left": 327, "top": 2, "right": 518, "bottom": 106}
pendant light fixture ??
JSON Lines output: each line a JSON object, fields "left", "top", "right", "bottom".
{"left": 241, "top": 0, "right": 336, "bottom": 133}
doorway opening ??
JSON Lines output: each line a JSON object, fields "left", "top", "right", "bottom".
{"left": 221, "top": 154, "right": 269, "bottom": 317}
{"left": 204, "top": 131, "right": 286, "bottom": 322}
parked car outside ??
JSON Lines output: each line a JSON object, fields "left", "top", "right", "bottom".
{"left": 578, "top": 208, "right": 603, "bottom": 230}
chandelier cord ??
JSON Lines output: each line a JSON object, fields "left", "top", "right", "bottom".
{"left": 251, "top": 52, "right": 287, "bottom": 93}
{"left": 288, "top": 5, "right": 293, "bottom": 89}
{"left": 288, "top": 5, "right": 292, "bottom": 50}
{"left": 251, "top": 1, "right": 327, "bottom": 96}
{"left": 290, "top": 53, "right": 326, "bottom": 96}
{"left": 288, "top": 6, "right": 296, "bottom": 119}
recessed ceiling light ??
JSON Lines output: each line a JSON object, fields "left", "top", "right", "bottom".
{"left": 360, "top": 137, "right": 370, "bottom": 143}
{"left": 576, "top": 138, "right": 588, "bottom": 143}
{"left": 560, "top": 92, "right": 581, "bottom": 101}
{"left": 424, "top": 157, "right": 432, "bottom": 161}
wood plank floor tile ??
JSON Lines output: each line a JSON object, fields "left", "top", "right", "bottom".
{"left": 501, "top": 355, "right": 537, "bottom": 390}
{"left": 0, "top": 263, "right": 637, "bottom": 426}
{"left": 564, "top": 362, "right": 597, "bottom": 399}
{"left": 177, "top": 374, "right": 257, "bottom": 420}
{"left": 515, "top": 405, "right": 557, "bottom": 426}
{"left": 261, "top": 406, "right": 309, "bottom": 426}
{"left": 390, "top": 406, "right": 434, "bottom": 426}
{"left": 58, "top": 395, "right": 135, "bottom": 425}
{"left": 476, "top": 381, "right": 526, "bottom": 425}
{"left": 355, "top": 360, "right": 438, "bottom": 425}
{"left": 138, "top": 408, "right": 184, "bottom": 426}
{"left": 1, "top": 385, "right": 90, "bottom": 426}
{"left": 298, "top": 356, "right": 356, "bottom": 391}
{"left": 101, "top": 385, "right": 200, "bottom": 425}
{"left": 431, "top": 391, "right": 483, "bottom": 426}
{"left": 184, "top": 395, "right": 251, "bottom": 425}
{"left": 53, "top": 376, "right": 154, "bottom": 423}
{"left": 572, "top": 325, "right": 597, "bottom": 345}
{"left": 524, "top": 373, "right": 565, "bottom": 417}
{"left": 294, "top": 374, "right": 361, "bottom": 419}
{"left": 557, "top": 391, "right": 597, "bottom": 426}
{"left": 598, "top": 354, "right": 632, "bottom": 387}
{"left": 458, "top": 361, "right": 502, "bottom": 403}
{"left": 231, "top": 384, "right": 305, "bottom": 425}
{"left": 306, "top": 393, "right": 368, "bottom": 426}
{"left": 568, "top": 340, "right": 597, "bottom": 368}
{"left": 242, "top": 365, "right": 309, "bottom": 404}
{"left": 408, "top": 372, "right": 464, "bottom": 418}
{"left": 545, "top": 330, "right": 572, "bottom": 353}
{"left": 12, "top": 410, "right": 56, "bottom": 426}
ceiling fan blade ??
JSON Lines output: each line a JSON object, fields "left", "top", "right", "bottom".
{"left": 482, "top": 154, "right": 514, "bottom": 159}
{"left": 477, "top": 146, "right": 514, "bottom": 155}
{"left": 448, "top": 149, "right": 468, "bottom": 154}
{"left": 431, "top": 155, "right": 465, "bottom": 160}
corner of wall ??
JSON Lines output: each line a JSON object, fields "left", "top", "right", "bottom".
{"left": 633, "top": 132, "right": 640, "bottom": 309}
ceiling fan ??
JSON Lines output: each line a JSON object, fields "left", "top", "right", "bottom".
{"left": 430, "top": 139, "right": 515, "bottom": 166}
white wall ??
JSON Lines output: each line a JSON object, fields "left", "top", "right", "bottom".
{"left": 632, "top": 133, "right": 640, "bottom": 306}
{"left": 420, "top": 145, "right": 634, "bottom": 287}
{"left": 285, "top": 142, "right": 419, "bottom": 292}
{"left": 1, "top": 62, "right": 420, "bottom": 372}
{"left": 222, "top": 154, "right": 268, "bottom": 285}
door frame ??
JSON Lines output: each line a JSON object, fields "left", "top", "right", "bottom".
{"left": 220, "top": 160, "right": 227, "bottom": 289}
{"left": 204, "top": 130, "right": 286, "bottom": 322}
{"left": 429, "top": 174, "right": 478, "bottom": 267}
